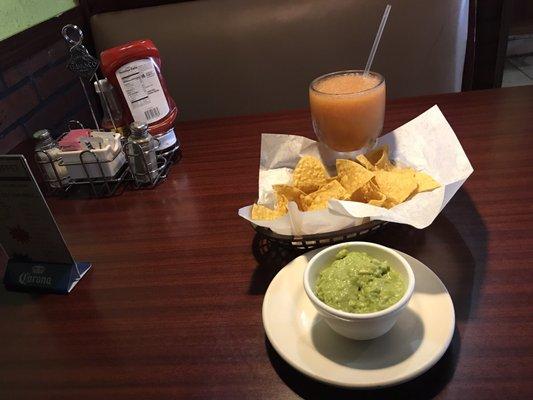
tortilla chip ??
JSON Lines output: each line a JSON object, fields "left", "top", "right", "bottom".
{"left": 273, "top": 184, "right": 306, "bottom": 211}
{"left": 251, "top": 203, "right": 280, "bottom": 220}
{"left": 275, "top": 193, "right": 288, "bottom": 213}
{"left": 251, "top": 193, "right": 288, "bottom": 220}
{"left": 355, "top": 154, "right": 375, "bottom": 171}
{"left": 364, "top": 145, "right": 394, "bottom": 170}
{"left": 368, "top": 196, "right": 387, "bottom": 207}
{"left": 374, "top": 169, "right": 417, "bottom": 204}
{"left": 291, "top": 156, "right": 329, "bottom": 193}
{"left": 382, "top": 198, "right": 399, "bottom": 209}
{"left": 351, "top": 179, "right": 382, "bottom": 202}
{"left": 304, "top": 180, "right": 349, "bottom": 211}
{"left": 414, "top": 172, "right": 440, "bottom": 193}
{"left": 336, "top": 159, "right": 374, "bottom": 194}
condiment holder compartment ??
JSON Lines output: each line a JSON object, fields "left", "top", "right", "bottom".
{"left": 60, "top": 132, "right": 126, "bottom": 180}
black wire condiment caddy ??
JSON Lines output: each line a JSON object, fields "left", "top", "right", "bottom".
{"left": 33, "top": 25, "right": 181, "bottom": 198}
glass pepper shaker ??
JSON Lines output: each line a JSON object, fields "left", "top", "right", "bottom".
{"left": 126, "top": 121, "right": 158, "bottom": 184}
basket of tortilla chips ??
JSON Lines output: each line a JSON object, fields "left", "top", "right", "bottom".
{"left": 238, "top": 106, "right": 473, "bottom": 249}
{"left": 248, "top": 145, "right": 438, "bottom": 249}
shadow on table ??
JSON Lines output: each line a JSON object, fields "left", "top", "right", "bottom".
{"left": 366, "top": 188, "right": 488, "bottom": 323}
{"left": 250, "top": 188, "right": 487, "bottom": 324}
{"left": 266, "top": 327, "right": 461, "bottom": 400}
{"left": 248, "top": 234, "right": 306, "bottom": 295}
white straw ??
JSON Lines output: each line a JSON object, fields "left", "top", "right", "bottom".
{"left": 364, "top": 4, "right": 392, "bottom": 75}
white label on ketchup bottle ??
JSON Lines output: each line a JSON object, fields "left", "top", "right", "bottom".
{"left": 115, "top": 58, "right": 170, "bottom": 124}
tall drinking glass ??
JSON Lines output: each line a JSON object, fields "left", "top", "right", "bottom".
{"left": 309, "top": 70, "right": 385, "bottom": 152}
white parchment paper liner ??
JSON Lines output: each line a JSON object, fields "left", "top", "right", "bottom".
{"left": 238, "top": 105, "right": 473, "bottom": 235}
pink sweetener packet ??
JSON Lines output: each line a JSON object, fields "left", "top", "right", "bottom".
{"left": 58, "top": 129, "right": 91, "bottom": 151}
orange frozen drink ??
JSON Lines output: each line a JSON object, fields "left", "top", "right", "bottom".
{"left": 309, "top": 70, "right": 385, "bottom": 152}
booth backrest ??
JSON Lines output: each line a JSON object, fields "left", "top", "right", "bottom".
{"left": 91, "top": 0, "right": 469, "bottom": 121}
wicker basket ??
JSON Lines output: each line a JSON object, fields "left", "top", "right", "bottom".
{"left": 252, "top": 220, "right": 388, "bottom": 250}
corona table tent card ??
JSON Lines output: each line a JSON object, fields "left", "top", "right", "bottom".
{"left": 0, "top": 155, "right": 90, "bottom": 294}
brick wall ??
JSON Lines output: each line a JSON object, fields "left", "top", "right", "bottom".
{"left": 0, "top": 39, "right": 95, "bottom": 154}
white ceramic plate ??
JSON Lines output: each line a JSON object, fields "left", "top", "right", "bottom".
{"left": 262, "top": 249, "right": 455, "bottom": 388}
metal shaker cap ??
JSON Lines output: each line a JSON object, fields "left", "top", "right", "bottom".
{"left": 33, "top": 129, "right": 54, "bottom": 150}
{"left": 33, "top": 129, "right": 51, "bottom": 141}
{"left": 130, "top": 121, "right": 149, "bottom": 135}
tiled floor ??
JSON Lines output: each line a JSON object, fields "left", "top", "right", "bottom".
{"left": 502, "top": 55, "right": 533, "bottom": 87}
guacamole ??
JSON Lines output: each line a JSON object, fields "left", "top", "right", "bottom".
{"left": 315, "top": 249, "right": 406, "bottom": 313}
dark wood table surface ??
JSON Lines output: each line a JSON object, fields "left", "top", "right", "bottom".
{"left": 1, "top": 86, "right": 533, "bottom": 399}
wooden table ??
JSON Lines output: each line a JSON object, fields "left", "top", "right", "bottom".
{"left": 1, "top": 86, "right": 532, "bottom": 399}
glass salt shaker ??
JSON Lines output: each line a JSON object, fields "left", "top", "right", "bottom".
{"left": 33, "top": 129, "right": 70, "bottom": 188}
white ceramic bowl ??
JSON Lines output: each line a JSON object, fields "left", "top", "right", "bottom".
{"left": 303, "top": 242, "right": 415, "bottom": 340}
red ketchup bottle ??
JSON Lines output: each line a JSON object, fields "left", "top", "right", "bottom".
{"left": 100, "top": 40, "right": 178, "bottom": 151}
